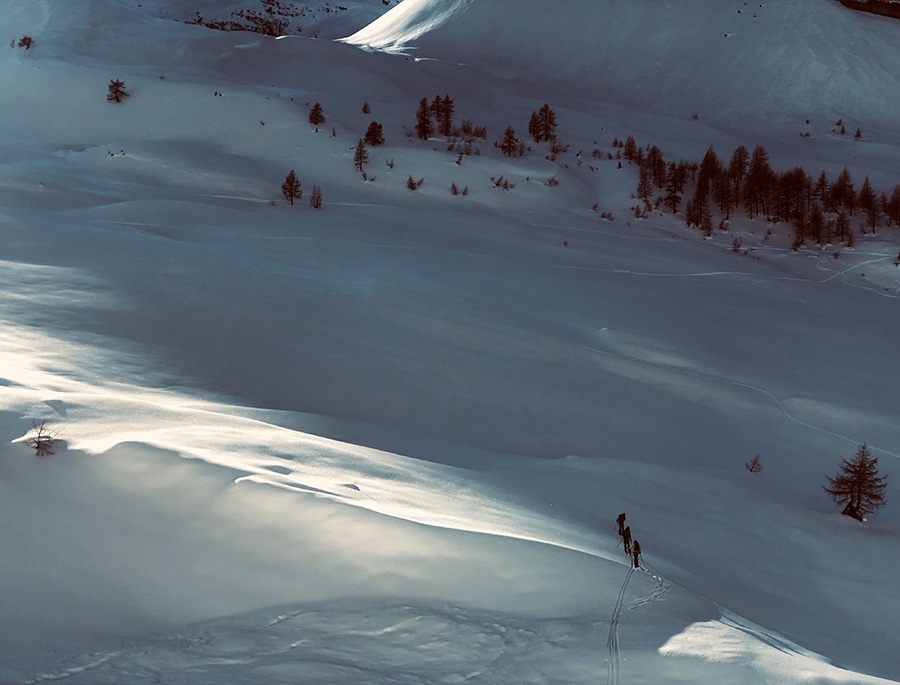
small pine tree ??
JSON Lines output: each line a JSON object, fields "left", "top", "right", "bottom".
{"left": 407, "top": 174, "right": 418, "bottom": 190}
{"left": 281, "top": 169, "right": 302, "bottom": 205}
{"left": 308, "top": 102, "right": 325, "bottom": 130}
{"left": 361, "top": 101, "right": 371, "bottom": 114}
{"left": 353, "top": 139, "right": 369, "bottom": 172}
{"left": 107, "top": 79, "right": 130, "bottom": 103}
{"left": 309, "top": 184, "right": 323, "bottom": 209}
{"left": 364, "top": 121, "right": 385, "bottom": 146}
{"left": 823, "top": 443, "right": 887, "bottom": 521}
{"left": 499, "top": 126, "right": 519, "bottom": 157}
{"left": 745, "top": 454, "right": 763, "bottom": 473}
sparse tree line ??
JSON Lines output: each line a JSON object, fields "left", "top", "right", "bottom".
{"left": 186, "top": 0, "right": 303, "bottom": 37}
{"left": 624, "top": 134, "right": 900, "bottom": 249}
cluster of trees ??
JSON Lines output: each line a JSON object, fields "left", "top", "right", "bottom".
{"left": 281, "top": 169, "right": 322, "bottom": 208}
{"left": 186, "top": 0, "right": 302, "bottom": 36}
{"left": 414, "top": 94, "right": 455, "bottom": 140}
{"left": 527, "top": 103, "right": 558, "bottom": 143}
{"left": 627, "top": 135, "right": 900, "bottom": 247}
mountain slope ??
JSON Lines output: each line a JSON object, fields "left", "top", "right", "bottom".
{"left": 345, "top": 0, "right": 900, "bottom": 135}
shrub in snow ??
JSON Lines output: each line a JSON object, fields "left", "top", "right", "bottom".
{"left": 25, "top": 421, "right": 58, "bottom": 457}
{"left": 107, "top": 79, "right": 129, "bottom": 103}
{"left": 745, "top": 454, "right": 763, "bottom": 473}
{"left": 18, "top": 36, "right": 34, "bottom": 50}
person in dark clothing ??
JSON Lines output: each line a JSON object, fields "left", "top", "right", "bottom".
{"left": 616, "top": 512, "right": 626, "bottom": 536}
{"left": 622, "top": 526, "right": 632, "bottom": 554}
{"left": 632, "top": 540, "right": 642, "bottom": 569}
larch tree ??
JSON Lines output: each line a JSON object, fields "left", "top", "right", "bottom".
{"left": 823, "top": 443, "right": 888, "bottom": 521}
{"left": 414, "top": 97, "right": 434, "bottom": 140}
{"left": 281, "top": 169, "right": 302, "bottom": 205}
{"left": 353, "top": 139, "right": 369, "bottom": 173}
{"left": 364, "top": 121, "right": 385, "bottom": 146}
{"left": 308, "top": 102, "right": 325, "bottom": 130}
{"left": 107, "top": 79, "right": 130, "bottom": 103}
{"left": 499, "top": 126, "right": 519, "bottom": 157}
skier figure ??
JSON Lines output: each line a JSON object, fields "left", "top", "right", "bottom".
{"left": 632, "top": 540, "right": 642, "bottom": 569}
{"left": 616, "top": 512, "right": 626, "bottom": 537}
{"left": 622, "top": 526, "right": 632, "bottom": 554}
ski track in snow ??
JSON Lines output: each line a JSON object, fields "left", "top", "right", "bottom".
{"left": 606, "top": 561, "right": 670, "bottom": 685}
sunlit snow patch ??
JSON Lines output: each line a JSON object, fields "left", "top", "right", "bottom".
{"left": 342, "top": 0, "right": 472, "bottom": 54}
{"left": 660, "top": 609, "right": 897, "bottom": 684}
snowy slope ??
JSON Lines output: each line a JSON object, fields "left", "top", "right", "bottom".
{"left": 345, "top": 0, "right": 900, "bottom": 135}
{"left": 2, "top": 0, "right": 900, "bottom": 683}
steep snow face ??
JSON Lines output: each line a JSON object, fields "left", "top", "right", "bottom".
{"left": 345, "top": 0, "right": 900, "bottom": 134}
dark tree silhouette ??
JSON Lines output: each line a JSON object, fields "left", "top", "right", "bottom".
{"left": 18, "top": 36, "right": 34, "bottom": 49}
{"left": 528, "top": 104, "right": 558, "bottom": 143}
{"left": 823, "top": 443, "right": 887, "bottom": 521}
{"left": 361, "top": 101, "right": 371, "bottom": 114}
{"left": 364, "top": 121, "right": 385, "bottom": 146}
{"left": 622, "top": 135, "right": 637, "bottom": 162}
{"left": 309, "top": 184, "right": 323, "bottom": 209}
{"left": 281, "top": 169, "right": 302, "bottom": 205}
{"left": 745, "top": 454, "right": 763, "bottom": 473}
{"left": 26, "top": 421, "right": 58, "bottom": 457}
{"left": 429, "top": 94, "right": 454, "bottom": 137}
{"left": 414, "top": 97, "right": 434, "bottom": 140}
{"left": 353, "top": 139, "right": 369, "bottom": 172}
{"left": 308, "top": 102, "right": 325, "bottom": 130}
{"left": 107, "top": 79, "right": 130, "bottom": 103}
{"left": 499, "top": 126, "right": 519, "bottom": 157}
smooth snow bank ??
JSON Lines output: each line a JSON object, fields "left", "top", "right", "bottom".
{"left": 344, "top": 0, "right": 900, "bottom": 133}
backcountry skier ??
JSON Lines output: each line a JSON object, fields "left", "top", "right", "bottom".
{"left": 622, "top": 526, "right": 632, "bottom": 554}
{"left": 616, "top": 512, "right": 626, "bottom": 536}
{"left": 632, "top": 540, "right": 642, "bottom": 569}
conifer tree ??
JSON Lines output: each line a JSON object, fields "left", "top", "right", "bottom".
{"left": 281, "top": 169, "right": 302, "bottom": 205}
{"left": 364, "top": 121, "right": 385, "bottom": 146}
{"left": 823, "top": 443, "right": 887, "bottom": 521}
{"left": 353, "top": 139, "right": 369, "bottom": 172}
{"left": 528, "top": 111, "right": 541, "bottom": 143}
{"left": 499, "top": 126, "right": 519, "bottom": 157}
{"left": 887, "top": 185, "right": 900, "bottom": 226}
{"left": 538, "top": 103, "right": 557, "bottom": 142}
{"left": 414, "top": 97, "right": 434, "bottom": 140}
{"left": 309, "top": 102, "right": 325, "bottom": 130}
{"left": 309, "top": 184, "right": 323, "bottom": 209}
{"left": 107, "top": 79, "right": 130, "bottom": 103}
{"left": 622, "top": 135, "right": 637, "bottom": 162}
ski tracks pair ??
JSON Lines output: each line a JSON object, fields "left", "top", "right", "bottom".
{"left": 606, "top": 564, "right": 669, "bottom": 685}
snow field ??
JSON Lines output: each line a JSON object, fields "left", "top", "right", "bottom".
{"left": 2, "top": 0, "right": 900, "bottom": 682}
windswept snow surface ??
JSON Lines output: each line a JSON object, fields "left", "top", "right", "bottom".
{"left": 2, "top": 0, "right": 900, "bottom": 682}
